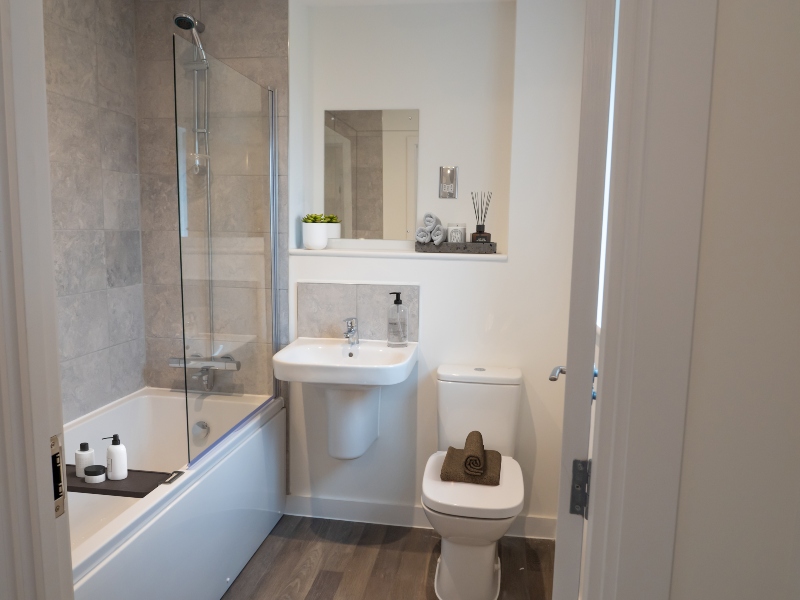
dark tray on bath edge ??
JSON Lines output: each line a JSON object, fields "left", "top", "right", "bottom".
{"left": 66, "top": 464, "right": 182, "bottom": 498}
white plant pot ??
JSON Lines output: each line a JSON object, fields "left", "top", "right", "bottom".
{"left": 302, "top": 223, "right": 329, "bottom": 250}
{"left": 327, "top": 222, "right": 342, "bottom": 239}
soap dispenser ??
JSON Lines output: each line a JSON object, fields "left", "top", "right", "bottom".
{"left": 102, "top": 434, "right": 128, "bottom": 480}
{"left": 387, "top": 292, "right": 408, "bottom": 348}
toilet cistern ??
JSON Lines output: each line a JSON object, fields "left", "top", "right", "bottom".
{"left": 343, "top": 317, "right": 359, "bottom": 347}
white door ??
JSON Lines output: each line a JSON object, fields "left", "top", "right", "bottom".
{"left": 551, "top": 0, "right": 618, "bottom": 597}
{"left": 0, "top": 0, "right": 74, "bottom": 598}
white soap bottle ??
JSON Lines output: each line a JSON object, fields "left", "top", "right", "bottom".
{"left": 103, "top": 434, "right": 128, "bottom": 480}
{"left": 387, "top": 292, "right": 408, "bottom": 348}
{"left": 74, "top": 442, "right": 95, "bottom": 478}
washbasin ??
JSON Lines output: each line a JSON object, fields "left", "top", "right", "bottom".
{"left": 273, "top": 337, "right": 418, "bottom": 386}
{"left": 273, "top": 337, "right": 419, "bottom": 459}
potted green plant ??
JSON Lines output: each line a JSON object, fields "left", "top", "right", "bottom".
{"left": 302, "top": 213, "right": 328, "bottom": 249}
{"left": 324, "top": 214, "right": 342, "bottom": 240}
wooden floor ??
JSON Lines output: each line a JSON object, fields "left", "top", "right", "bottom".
{"left": 223, "top": 516, "right": 555, "bottom": 600}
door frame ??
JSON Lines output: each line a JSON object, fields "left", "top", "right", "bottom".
{"left": 0, "top": 0, "right": 74, "bottom": 597}
{"left": 572, "top": 0, "right": 718, "bottom": 599}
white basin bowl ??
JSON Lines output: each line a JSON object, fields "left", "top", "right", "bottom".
{"left": 273, "top": 337, "right": 418, "bottom": 386}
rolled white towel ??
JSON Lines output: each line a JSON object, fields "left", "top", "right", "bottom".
{"left": 423, "top": 212, "right": 441, "bottom": 233}
{"left": 431, "top": 223, "right": 447, "bottom": 246}
{"left": 416, "top": 227, "right": 431, "bottom": 243}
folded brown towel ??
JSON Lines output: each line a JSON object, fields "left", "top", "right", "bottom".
{"left": 440, "top": 446, "right": 501, "bottom": 486}
{"left": 463, "top": 431, "right": 485, "bottom": 476}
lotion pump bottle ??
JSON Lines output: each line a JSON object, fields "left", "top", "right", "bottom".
{"left": 102, "top": 434, "right": 128, "bottom": 480}
{"left": 75, "top": 442, "right": 94, "bottom": 478}
{"left": 387, "top": 292, "right": 408, "bottom": 348}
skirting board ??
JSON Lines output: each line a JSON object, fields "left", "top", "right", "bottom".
{"left": 285, "top": 495, "right": 557, "bottom": 539}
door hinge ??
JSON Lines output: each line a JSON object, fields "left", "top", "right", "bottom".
{"left": 50, "top": 435, "right": 65, "bottom": 518}
{"left": 570, "top": 459, "right": 591, "bottom": 519}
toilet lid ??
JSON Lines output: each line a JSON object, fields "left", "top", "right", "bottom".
{"left": 422, "top": 451, "right": 524, "bottom": 519}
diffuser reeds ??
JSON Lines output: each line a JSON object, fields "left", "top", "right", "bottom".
{"left": 472, "top": 192, "right": 492, "bottom": 226}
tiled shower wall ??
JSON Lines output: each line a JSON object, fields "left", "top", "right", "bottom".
{"left": 45, "top": 0, "right": 290, "bottom": 420}
{"left": 44, "top": 0, "right": 146, "bottom": 422}
{"left": 133, "top": 0, "right": 290, "bottom": 392}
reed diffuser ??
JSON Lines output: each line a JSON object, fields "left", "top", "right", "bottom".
{"left": 471, "top": 192, "right": 492, "bottom": 243}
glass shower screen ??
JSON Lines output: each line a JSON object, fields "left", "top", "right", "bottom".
{"left": 172, "top": 35, "right": 278, "bottom": 462}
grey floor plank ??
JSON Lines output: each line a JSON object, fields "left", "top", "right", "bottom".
{"left": 332, "top": 523, "right": 387, "bottom": 600}
{"left": 224, "top": 516, "right": 555, "bottom": 600}
{"left": 305, "top": 570, "right": 344, "bottom": 600}
{"left": 223, "top": 515, "right": 305, "bottom": 600}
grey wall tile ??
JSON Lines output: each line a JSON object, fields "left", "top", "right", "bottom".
{"left": 140, "top": 173, "right": 179, "bottom": 231}
{"left": 53, "top": 230, "right": 106, "bottom": 295}
{"left": 141, "top": 229, "right": 180, "bottom": 285}
{"left": 278, "top": 175, "right": 288, "bottom": 233}
{"left": 210, "top": 175, "right": 268, "bottom": 232}
{"left": 208, "top": 116, "right": 267, "bottom": 176}
{"left": 210, "top": 342, "right": 272, "bottom": 395}
{"left": 144, "top": 336, "right": 185, "bottom": 389}
{"left": 212, "top": 286, "right": 270, "bottom": 343}
{"left": 143, "top": 284, "right": 183, "bottom": 338}
{"left": 50, "top": 162, "right": 103, "bottom": 230}
{"left": 181, "top": 282, "right": 210, "bottom": 339}
{"left": 297, "top": 283, "right": 356, "bottom": 338}
{"left": 201, "top": 0, "right": 287, "bottom": 59}
{"left": 109, "top": 337, "right": 146, "bottom": 398}
{"left": 47, "top": 92, "right": 101, "bottom": 166}
{"left": 207, "top": 61, "right": 263, "bottom": 118}
{"left": 136, "top": 59, "right": 174, "bottom": 119}
{"left": 100, "top": 109, "right": 139, "bottom": 173}
{"left": 210, "top": 235, "right": 267, "bottom": 289}
{"left": 103, "top": 170, "right": 140, "bottom": 230}
{"left": 278, "top": 115, "right": 288, "bottom": 176}
{"left": 60, "top": 348, "right": 111, "bottom": 422}
{"left": 220, "top": 57, "right": 288, "bottom": 117}
{"left": 44, "top": 0, "right": 97, "bottom": 40}
{"left": 356, "top": 284, "right": 420, "bottom": 342}
{"left": 134, "top": 0, "right": 197, "bottom": 62}
{"left": 108, "top": 284, "right": 144, "bottom": 344}
{"left": 278, "top": 289, "right": 289, "bottom": 345}
{"left": 97, "top": 0, "right": 135, "bottom": 54}
{"left": 97, "top": 45, "right": 137, "bottom": 117}
{"left": 105, "top": 230, "right": 142, "bottom": 287}
{"left": 138, "top": 118, "right": 176, "bottom": 175}
{"left": 278, "top": 232, "right": 287, "bottom": 289}
{"left": 57, "top": 291, "right": 109, "bottom": 361}
{"left": 44, "top": 20, "right": 97, "bottom": 104}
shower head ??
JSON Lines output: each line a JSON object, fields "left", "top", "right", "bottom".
{"left": 173, "top": 12, "right": 207, "bottom": 61}
{"left": 173, "top": 12, "right": 205, "bottom": 33}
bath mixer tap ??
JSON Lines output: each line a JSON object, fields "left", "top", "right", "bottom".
{"left": 192, "top": 366, "right": 214, "bottom": 391}
{"left": 343, "top": 317, "right": 359, "bottom": 347}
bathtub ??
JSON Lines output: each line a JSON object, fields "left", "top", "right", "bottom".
{"left": 63, "top": 387, "right": 285, "bottom": 600}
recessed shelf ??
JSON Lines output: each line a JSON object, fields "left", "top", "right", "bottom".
{"left": 289, "top": 248, "right": 508, "bottom": 262}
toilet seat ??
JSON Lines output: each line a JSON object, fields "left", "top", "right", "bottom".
{"left": 422, "top": 451, "right": 524, "bottom": 519}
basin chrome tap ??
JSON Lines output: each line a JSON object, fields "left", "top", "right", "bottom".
{"left": 343, "top": 317, "right": 359, "bottom": 347}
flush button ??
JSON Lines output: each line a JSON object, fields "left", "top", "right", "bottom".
{"left": 474, "top": 368, "right": 486, "bottom": 371}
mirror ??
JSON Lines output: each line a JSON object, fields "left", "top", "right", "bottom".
{"left": 324, "top": 110, "right": 419, "bottom": 240}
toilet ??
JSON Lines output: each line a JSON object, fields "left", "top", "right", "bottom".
{"left": 422, "top": 365, "right": 524, "bottom": 600}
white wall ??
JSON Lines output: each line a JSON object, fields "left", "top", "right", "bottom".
{"left": 670, "top": 1, "right": 800, "bottom": 597}
{"left": 295, "top": 0, "right": 516, "bottom": 250}
{"left": 287, "top": 0, "right": 585, "bottom": 534}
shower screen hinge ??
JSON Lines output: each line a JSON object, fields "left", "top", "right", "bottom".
{"left": 569, "top": 459, "right": 590, "bottom": 520}
{"left": 50, "top": 435, "right": 66, "bottom": 518}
